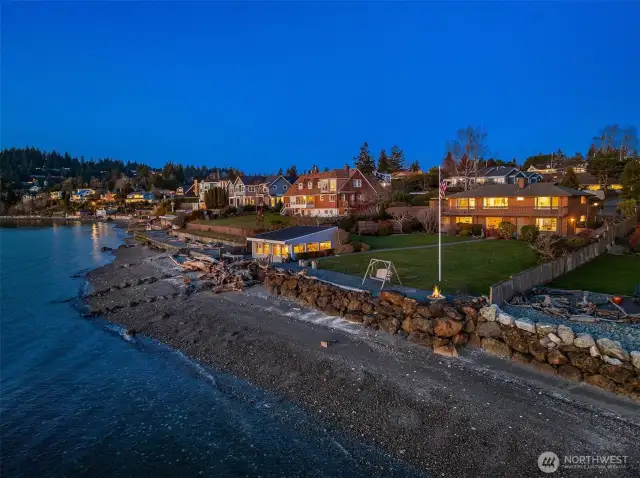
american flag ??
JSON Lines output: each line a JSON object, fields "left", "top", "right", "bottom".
{"left": 439, "top": 180, "right": 447, "bottom": 199}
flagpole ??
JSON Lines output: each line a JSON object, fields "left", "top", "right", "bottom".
{"left": 438, "top": 165, "right": 441, "bottom": 283}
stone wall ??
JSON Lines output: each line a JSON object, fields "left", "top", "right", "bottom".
{"left": 263, "top": 269, "right": 640, "bottom": 401}
{"left": 186, "top": 222, "right": 261, "bottom": 238}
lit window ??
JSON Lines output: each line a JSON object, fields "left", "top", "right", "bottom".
{"left": 580, "top": 215, "right": 586, "bottom": 222}
{"left": 581, "top": 196, "right": 587, "bottom": 204}
{"left": 516, "top": 197, "right": 524, "bottom": 201}
{"left": 330, "top": 180, "right": 336, "bottom": 191}
{"left": 307, "top": 243, "right": 319, "bottom": 252}
{"left": 293, "top": 244, "right": 305, "bottom": 254}
{"left": 256, "top": 243, "right": 263, "bottom": 253}
{"left": 354, "top": 179, "right": 362, "bottom": 188}
{"left": 455, "top": 198, "right": 476, "bottom": 208}
{"left": 483, "top": 197, "right": 508, "bottom": 208}
{"left": 534, "top": 197, "right": 559, "bottom": 208}
{"left": 456, "top": 217, "right": 473, "bottom": 224}
{"left": 263, "top": 243, "right": 271, "bottom": 255}
{"left": 535, "top": 218, "right": 557, "bottom": 232}
{"left": 486, "top": 217, "right": 502, "bottom": 229}
{"left": 320, "top": 241, "right": 331, "bottom": 250}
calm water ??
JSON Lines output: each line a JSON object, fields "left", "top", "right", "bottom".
{"left": 0, "top": 222, "right": 419, "bottom": 477}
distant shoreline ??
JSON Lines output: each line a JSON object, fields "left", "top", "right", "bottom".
{"left": 0, "top": 215, "right": 130, "bottom": 223}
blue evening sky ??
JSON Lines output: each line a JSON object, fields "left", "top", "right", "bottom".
{"left": 2, "top": 1, "right": 639, "bottom": 172}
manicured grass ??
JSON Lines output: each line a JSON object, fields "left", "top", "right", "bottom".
{"left": 321, "top": 240, "right": 538, "bottom": 295}
{"left": 548, "top": 254, "right": 640, "bottom": 296}
{"left": 349, "top": 233, "right": 469, "bottom": 250}
{"left": 196, "top": 213, "right": 293, "bottom": 229}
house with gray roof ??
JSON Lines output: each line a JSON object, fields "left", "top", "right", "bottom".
{"left": 246, "top": 225, "right": 338, "bottom": 262}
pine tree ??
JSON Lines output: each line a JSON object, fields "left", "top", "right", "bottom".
{"left": 410, "top": 160, "right": 420, "bottom": 172}
{"left": 353, "top": 142, "right": 375, "bottom": 174}
{"left": 286, "top": 165, "right": 298, "bottom": 177}
{"left": 278, "top": 167, "right": 283, "bottom": 176}
{"left": 388, "top": 145, "right": 405, "bottom": 172}
{"left": 442, "top": 152, "right": 456, "bottom": 176}
{"left": 560, "top": 167, "right": 580, "bottom": 189}
{"left": 377, "top": 149, "right": 390, "bottom": 172}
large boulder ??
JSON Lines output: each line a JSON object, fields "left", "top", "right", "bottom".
{"left": 464, "top": 318, "right": 476, "bottom": 334}
{"left": 547, "top": 349, "right": 568, "bottom": 366}
{"left": 596, "top": 338, "right": 630, "bottom": 362}
{"left": 557, "top": 325, "right": 575, "bottom": 345}
{"left": 632, "top": 351, "right": 640, "bottom": 370}
{"left": 529, "top": 361, "right": 557, "bottom": 376}
{"left": 433, "top": 317, "right": 463, "bottom": 337}
{"left": 599, "top": 364, "right": 633, "bottom": 384}
{"left": 378, "top": 317, "right": 400, "bottom": 334}
{"left": 528, "top": 337, "right": 548, "bottom": 362}
{"left": 567, "top": 352, "right": 600, "bottom": 374}
{"left": 584, "top": 374, "right": 617, "bottom": 392}
{"left": 347, "top": 300, "right": 362, "bottom": 312}
{"left": 402, "top": 297, "right": 418, "bottom": 315}
{"left": 461, "top": 306, "right": 477, "bottom": 319}
{"left": 361, "top": 301, "right": 374, "bottom": 315}
{"left": 481, "top": 338, "right": 511, "bottom": 358}
{"left": 574, "top": 334, "right": 596, "bottom": 349}
{"left": 415, "top": 306, "right": 432, "bottom": 319}
{"left": 401, "top": 316, "right": 433, "bottom": 335}
{"left": 558, "top": 364, "right": 583, "bottom": 382}
{"left": 501, "top": 328, "right": 529, "bottom": 354}
{"left": 433, "top": 345, "right": 459, "bottom": 358}
{"left": 476, "top": 322, "right": 502, "bottom": 338}
{"left": 514, "top": 319, "right": 536, "bottom": 333}
{"left": 407, "top": 331, "right": 432, "bottom": 347}
{"left": 451, "top": 333, "right": 469, "bottom": 346}
{"left": 379, "top": 290, "right": 405, "bottom": 306}
{"left": 536, "top": 323, "right": 557, "bottom": 336}
{"left": 479, "top": 305, "right": 498, "bottom": 322}
{"left": 497, "top": 312, "right": 514, "bottom": 327}
{"left": 344, "top": 313, "right": 363, "bottom": 323}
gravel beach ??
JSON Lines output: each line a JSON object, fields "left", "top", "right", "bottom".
{"left": 87, "top": 242, "right": 640, "bottom": 477}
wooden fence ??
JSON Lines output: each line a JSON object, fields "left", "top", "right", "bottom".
{"left": 489, "top": 216, "right": 637, "bottom": 304}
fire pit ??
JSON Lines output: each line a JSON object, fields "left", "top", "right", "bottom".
{"left": 429, "top": 285, "right": 445, "bottom": 301}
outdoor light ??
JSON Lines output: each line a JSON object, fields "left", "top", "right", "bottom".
{"left": 516, "top": 197, "right": 524, "bottom": 201}
{"left": 429, "top": 285, "right": 445, "bottom": 300}
{"left": 594, "top": 202, "right": 599, "bottom": 206}
{"left": 570, "top": 217, "right": 575, "bottom": 222}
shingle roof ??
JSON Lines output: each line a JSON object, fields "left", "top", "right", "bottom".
{"left": 238, "top": 175, "right": 268, "bottom": 185}
{"left": 447, "top": 182, "right": 591, "bottom": 198}
{"left": 248, "top": 226, "right": 337, "bottom": 242}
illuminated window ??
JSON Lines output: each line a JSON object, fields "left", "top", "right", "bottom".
{"left": 535, "top": 218, "right": 557, "bottom": 232}
{"left": 320, "top": 241, "right": 331, "bottom": 250}
{"left": 293, "top": 244, "right": 305, "bottom": 254}
{"left": 273, "top": 244, "right": 281, "bottom": 256}
{"left": 535, "top": 197, "right": 559, "bottom": 208}
{"left": 486, "top": 217, "right": 502, "bottom": 229}
{"left": 581, "top": 196, "right": 587, "bottom": 204}
{"left": 455, "top": 198, "right": 476, "bottom": 208}
{"left": 456, "top": 217, "right": 473, "bottom": 224}
{"left": 483, "top": 197, "right": 508, "bottom": 208}
{"left": 307, "top": 243, "right": 319, "bottom": 252}
{"left": 256, "top": 243, "right": 263, "bottom": 253}
{"left": 263, "top": 243, "right": 271, "bottom": 255}
{"left": 330, "top": 180, "right": 336, "bottom": 191}
{"left": 516, "top": 197, "right": 524, "bottom": 201}
{"left": 580, "top": 215, "right": 586, "bottom": 222}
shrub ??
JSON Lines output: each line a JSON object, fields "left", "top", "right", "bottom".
{"left": 377, "top": 220, "right": 393, "bottom": 236}
{"left": 273, "top": 201, "right": 284, "bottom": 213}
{"left": 350, "top": 241, "right": 363, "bottom": 252}
{"left": 408, "top": 217, "right": 423, "bottom": 233}
{"left": 586, "top": 218, "right": 603, "bottom": 229}
{"left": 242, "top": 204, "right": 257, "bottom": 213}
{"left": 498, "top": 221, "right": 517, "bottom": 239}
{"left": 565, "top": 237, "right": 586, "bottom": 250}
{"left": 520, "top": 225, "right": 539, "bottom": 243}
{"left": 392, "top": 191, "right": 410, "bottom": 203}
{"left": 410, "top": 195, "right": 430, "bottom": 206}
{"left": 459, "top": 229, "right": 472, "bottom": 237}
{"left": 617, "top": 199, "right": 638, "bottom": 218}
{"left": 471, "top": 224, "right": 482, "bottom": 236}
{"left": 269, "top": 218, "right": 288, "bottom": 231}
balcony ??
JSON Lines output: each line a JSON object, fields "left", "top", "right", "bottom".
{"left": 288, "top": 201, "right": 315, "bottom": 208}
{"left": 440, "top": 205, "right": 569, "bottom": 216}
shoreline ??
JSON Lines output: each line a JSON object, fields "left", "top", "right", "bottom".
{"left": 85, "top": 239, "right": 640, "bottom": 477}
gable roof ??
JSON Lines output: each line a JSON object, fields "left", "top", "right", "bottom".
{"left": 236, "top": 175, "right": 268, "bottom": 186}
{"left": 447, "top": 182, "right": 591, "bottom": 198}
{"left": 248, "top": 226, "right": 337, "bottom": 242}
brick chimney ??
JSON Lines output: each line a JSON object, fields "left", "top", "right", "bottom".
{"left": 517, "top": 177, "right": 526, "bottom": 189}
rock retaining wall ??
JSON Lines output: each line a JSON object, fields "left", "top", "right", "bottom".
{"left": 264, "top": 269, "right": 640, "bottom": 401}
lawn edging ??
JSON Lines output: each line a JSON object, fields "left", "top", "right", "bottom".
{"left": 263, "top": 268, "right": 640, "bottom": 401}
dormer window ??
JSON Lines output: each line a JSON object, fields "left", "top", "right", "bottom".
{"left": 298, "top": 183, "right": 303, "bottom": 190}
{"left": 307, "top": 181, "right": 313, "bottom": 189}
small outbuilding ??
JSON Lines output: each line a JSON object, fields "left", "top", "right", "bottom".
{"left": 246, "top": 225, "right": 337, "bottom": 263}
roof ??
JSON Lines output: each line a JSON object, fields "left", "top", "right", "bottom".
{"left": 477, "top": 166, "right": 519, "bottom": 177}
{"left": 248, "top": 226, "right": 337, "bottom": 242}
{"left": 447, "top": 182, "right": 591, "bottom": 198}
{"left": 237, "top": 175, "right": 268, "bottom": 186}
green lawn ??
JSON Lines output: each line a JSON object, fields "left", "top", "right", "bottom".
{"left": 349, "top": 233, "right": 469, "bottom": 250}
{"left": 321, "top": 240, "right": 538, "bottom": 295}
{"left": 548, "top": 254, "right": 640, "bottom": 295}
{"left": 196, "top": 213, "right": 293, "bottom": 229}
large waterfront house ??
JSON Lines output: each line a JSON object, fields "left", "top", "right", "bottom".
{"left": 246, "top": 226, "right": 337, "bottom": 263}
{"left": 227, "top": 175, "right": 294, "bottom": 208}
{"left": 71, "top": 188, "right": 97, "bottom": 202}
{"left": 125, "top": 191, "right": 157, "bottom": 204}
{"left": 445, "top": 166, "right": 543, "bottom": 189}
{"left": 194, "top": 179, "right": 229, "bottom": 205}
{"left": 282, "top": 166, "right": 383, "bottom": 217}
{"left": 435, "top": 179, "right": 593, "bottom": 235}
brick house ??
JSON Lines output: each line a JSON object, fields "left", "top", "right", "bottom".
{"left": 283, "top": 166, "right": 384, "bottom": 217}
{"left": 435, "top": 179, "right": 593, "bottom": 235}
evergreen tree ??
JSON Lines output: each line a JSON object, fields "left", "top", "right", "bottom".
{"left": 442, "top": 151, "right": 456, "bottom": 176}
{"left": 560, "top": 167, "right": 580, "bottom": 189}
{"left": 621, "top": 159, "right": 640, "bottom": 200}
{"left": 353, "top": 142, "right": 375, "bottom": 174}
{"left": 285, "top": 165, "right": 298, "bottom": 177}
{"left": 377, "top": 149, "right": 390, "bottom": 172}
{"left": 388, "top": 145, "right": 405, "bottom": 172}
{"left": 410, "top": 160, "right": 420, "bottom": 172}
{"left": 278, "top": 167, "right": 283, "bottom": 176}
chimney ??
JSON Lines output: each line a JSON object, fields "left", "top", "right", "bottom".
{"left": 344, "top": 164, "right": 350, "bottom": 171}
{"left": 517, "top": 177, "right": 526, "bottom": 189}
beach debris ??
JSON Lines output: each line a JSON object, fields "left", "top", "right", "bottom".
{"left": 320, "top": 341, "right": 329, "bottom": 348}
{"left": 170, "top": 254, "right": 265, "bottom": 293}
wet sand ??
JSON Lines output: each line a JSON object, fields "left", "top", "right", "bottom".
{"left": 87, "top": 242, "right": 640, "bottom": 477}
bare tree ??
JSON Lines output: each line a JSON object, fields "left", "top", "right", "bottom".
{"left": 447, "top": 126, "right": 488, "bottom": 190}
{"left": 416, "top": 208, "right": 438, "bottom": 234}
{"left": 619, "top": 126, "right": 638, "bottom": 160}
{"left": 390, "top": 211, "right": 414, "bottom": 233}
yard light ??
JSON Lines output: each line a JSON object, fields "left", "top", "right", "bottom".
{"left": 570, "top": 217, "right": 575, "bottom": 222}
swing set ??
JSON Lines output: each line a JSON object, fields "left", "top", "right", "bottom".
{"left": 362, "top": 258, "right": 402, "bottom": 290}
